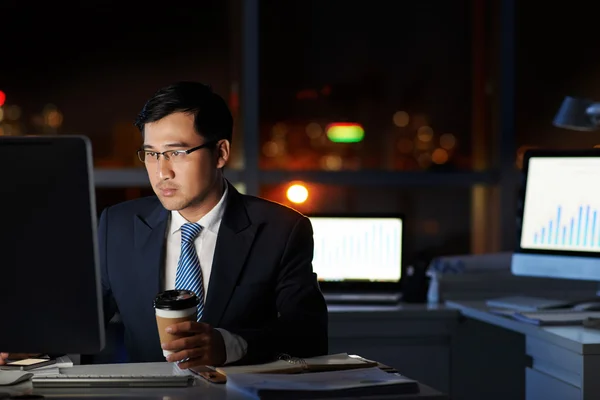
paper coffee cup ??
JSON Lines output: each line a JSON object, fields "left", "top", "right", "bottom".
{"left": 154, "top": 290, "right": 199, "bottom": 357}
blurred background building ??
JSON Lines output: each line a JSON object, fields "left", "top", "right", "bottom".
{"left": 0, "top": 0, "right": 597, "bottom": 266}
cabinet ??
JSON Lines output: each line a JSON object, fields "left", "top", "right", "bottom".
{"left": 328, "top": 305, "right": 459, "bottom": 395}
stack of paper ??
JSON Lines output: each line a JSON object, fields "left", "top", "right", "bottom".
{"left": 226, "top": 367, "right": 419, "bottom": 399}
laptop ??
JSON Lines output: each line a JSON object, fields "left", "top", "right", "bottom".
{"left": 307, "top": 214, "right": 404, "bottom": 304}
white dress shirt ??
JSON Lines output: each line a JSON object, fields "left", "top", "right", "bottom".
{"left": 163, "top": 184, "right": 248, "bottom": 364}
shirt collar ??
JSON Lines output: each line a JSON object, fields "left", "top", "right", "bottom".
{"left": 170, "top": 183, "right": 228, "bottom": 235}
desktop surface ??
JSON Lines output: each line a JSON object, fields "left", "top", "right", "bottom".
{"left": 2, "top": 362, "right": 447, "bottom": 400}
{"left": 446, "top": 300, "right": 600, "bottom": 354}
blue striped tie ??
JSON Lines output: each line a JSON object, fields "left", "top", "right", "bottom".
{"left": 174, "top": 222, "right": 204, "bottom": 321}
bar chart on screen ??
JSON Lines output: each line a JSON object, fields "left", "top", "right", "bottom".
{"left": 310, "top": 218, "right": 402, "bottom": 281}
{"left": 520, "top": 157, "right": 600, "bottom": 253}
{"left": 530, "top": 205, "right": 600, "bottom": 250}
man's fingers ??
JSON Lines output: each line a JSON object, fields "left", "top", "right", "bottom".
{"left": 175, "top": 353, "right": 211, "bottom": 370}
{"left": 166, "top": 347, "right": 206, "bottom": 366}
{"left": 166, "top": 321, "right": 210, "bottom": 335}
{"left": 177, "top": 357, "right": 210, "bottom": 370}
{"left": 162, "top": 333, "right": 210, "bottom": 352}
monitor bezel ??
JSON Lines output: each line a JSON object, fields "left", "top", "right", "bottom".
{"left": 517, "top": 148, "right": 600, "bottom": 259}
{"left": 306, "top": 212, "right": 405, "bottom": 292}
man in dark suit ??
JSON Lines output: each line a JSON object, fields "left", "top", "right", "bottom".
{"left": 0, "top": 81, "right": 327, "bottom": 368}
{"left": 97, "top": 82, "right": 328, "bottom": 368}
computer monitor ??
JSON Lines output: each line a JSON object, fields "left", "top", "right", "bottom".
{"left": 0, "top": 136, "right": 105, "bottom": 354}
{"left": 512, "top": 149, "right": 600, "bottom": 281}
{"left": 307, "top": 214, "right": 404, "bottom": 292}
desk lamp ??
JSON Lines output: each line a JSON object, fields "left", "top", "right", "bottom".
{"left": 553, "top": 96, "right": 600, "bottom": 131}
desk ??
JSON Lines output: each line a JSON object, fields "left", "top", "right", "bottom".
{"left": 0, "top": 362, "right": 447, "bottom": 399}
{"left": 329, "top": 304, "right": 459, "bottom": 395}
{"left": 89, "top": 305, "right": 456, "bottom": 398}
{"left": 447, "top": 300, "right": 600, "bottom": 400}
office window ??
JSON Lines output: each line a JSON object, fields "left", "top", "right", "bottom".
{"left": 516, "top": 2, "right": 600, "bottom": 152}
{"left": 95, "top": 188, "right": 155, "bottom": 216}
{"left": 260, "top": 184, "right": 472, "bottom": 260}
{"left": 0, "top": 1, "right": 243, "bottom": 171}
{"left": 259, "top": 0, "right": 476, "bottom": 171}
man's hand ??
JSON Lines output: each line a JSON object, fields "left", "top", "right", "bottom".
{"left": 0, "top": 353, "right": 41, "bottom": 365}
{"left": 161, "top": 321, "right": 226, "bottom": 369}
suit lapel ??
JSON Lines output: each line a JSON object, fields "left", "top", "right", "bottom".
{"left": 203, "top": 182, "right": 258, "bottom": 326}
{"left": 133, "top": 202, "right": 169, "bottom": 300}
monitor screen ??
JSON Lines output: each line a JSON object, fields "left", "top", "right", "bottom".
{"left": 513, "top": 150, "right": 600, "bottom": 282}
{"left": 0, "top": 136, "right": 105, "bottom": 354}
{"left": 520, "top": 156, "right": 600, "bottom": 254}
{"left": 308, "top": 216, "right": 403, "bottom": 283}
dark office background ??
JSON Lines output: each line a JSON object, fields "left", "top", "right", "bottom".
{"left": 1, "top": 0, "right": 599, "bottom": 264}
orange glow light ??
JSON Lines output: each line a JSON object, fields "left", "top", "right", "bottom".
{"left": 286, "top": 183, "right": 309, "bottom": 204}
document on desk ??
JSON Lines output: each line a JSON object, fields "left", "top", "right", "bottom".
{"left": 508, "top": 310, "right": 600, "bottom": 326}
{"left": 226, "top": 367, "right": 419, "bottom": 399}
{"left": 29, "top": 356, "right": 74, "bottom": 375}
{"left": 218, "top": 353, "right": 377, "bottom": 375}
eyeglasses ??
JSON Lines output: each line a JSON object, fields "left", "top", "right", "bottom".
{"left": 137, "top": 141, "right": 216, "bottom": 163}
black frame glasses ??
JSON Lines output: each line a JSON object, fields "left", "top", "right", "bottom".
{"left": 137, "top": 141, "right": 216, "bottom": 163}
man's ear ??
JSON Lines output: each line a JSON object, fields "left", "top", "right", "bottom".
{"left": 215, "top": 140, "right": 230, "bottom": 169}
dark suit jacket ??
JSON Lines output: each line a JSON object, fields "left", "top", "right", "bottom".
{"left": 98, "top": 182, "right": 328, "bottom": 364}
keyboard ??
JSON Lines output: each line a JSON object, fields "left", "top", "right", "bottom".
{"left": 32, "top": 373, "right": 193, "bottom": 388}
{"left": 324, "top": 292, "right": 401, "bottom": 305}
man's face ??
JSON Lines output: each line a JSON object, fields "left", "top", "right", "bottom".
{"left": 142, "top": 112, "right": 227, "bottom": 212}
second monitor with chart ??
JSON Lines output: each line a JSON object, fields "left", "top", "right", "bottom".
{"left": 520, "top": 154, "right": 600, "bottom": 253}
{"left": 513, "top": 149, "right": 600, "bottom": 281}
